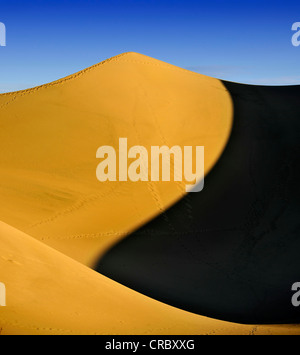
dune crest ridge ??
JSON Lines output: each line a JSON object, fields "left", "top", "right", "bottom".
{"left": 1, "top": 54, "right": 299, "bottom": 334}
{"left": 0, "top": 52, "right": 233, "bottom": 266}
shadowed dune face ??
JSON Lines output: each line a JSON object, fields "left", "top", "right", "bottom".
{"left": 97, "top": 83, "right": 300, "bottom": 325}
{"left": 0, "top": 52, "right": 299, "bottom": 334}
{"left": 1, "top": 221, "right": 299, "bottom": 335}
{"left": 0, "top": 52, "right": 232, "bottom": 266}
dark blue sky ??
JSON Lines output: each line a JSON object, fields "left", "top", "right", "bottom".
{"left": 0, "top": 0, "right": 300, "bottom": 92}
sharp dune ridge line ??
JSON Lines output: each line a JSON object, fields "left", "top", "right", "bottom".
{"left": 0, "top": 221, "right": 299, "bottom": 335}
{"left": 0, "top": 52, "right": 298, "bottom": 334}
{"left": 0, "top": 52, "right": 233, "bottom": 266}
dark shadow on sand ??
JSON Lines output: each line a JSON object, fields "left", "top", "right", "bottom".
{"left": 95, "top": 82, "right": 300, "bottom": 324}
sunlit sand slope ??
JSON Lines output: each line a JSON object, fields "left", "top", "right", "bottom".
{"left": 97, "top": 83, "right": 300, "bottom": 325}
{"left": 0, "top": 52, "right": 232, "bottom": 266}
{"left": 0, "top": 221, "right": 299, "bottom": 335}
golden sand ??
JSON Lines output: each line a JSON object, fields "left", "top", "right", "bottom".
{"left": 0, "top": 52, "right": 232, "bottom": 266}
{"left": 0, "top": 222, "right": 298, "bottom": 335}
{"left": 0, "top": 53, "right": 298, "bottom": 334}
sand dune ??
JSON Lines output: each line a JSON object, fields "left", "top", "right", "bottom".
{"left": 0, "top": 53, "right": 298, "bottom": 334}
{"left": 0, "top": 52, "right": 232, "bottom": 266}
{"left": 98, "top": 82, "right": 300, "bottom": 325}
{"left": 1, "top": 221, "right": 299, "bottom": 335}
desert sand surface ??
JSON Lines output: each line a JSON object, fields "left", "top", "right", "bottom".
{"left": 0, "top": 53, "right": 299, "bottom": 335}
{"left": 98, "top": 82, "right": 300, "bottom": 325}
{"left": 1, "top": 221, "right": 299, "bottom": 335}
{"left": 0, "top": 52, "right": 232, "bottom": 267}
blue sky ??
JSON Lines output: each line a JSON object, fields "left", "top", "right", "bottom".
{"left": 0, "top": 0, "right": 299, "bottom": 92}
